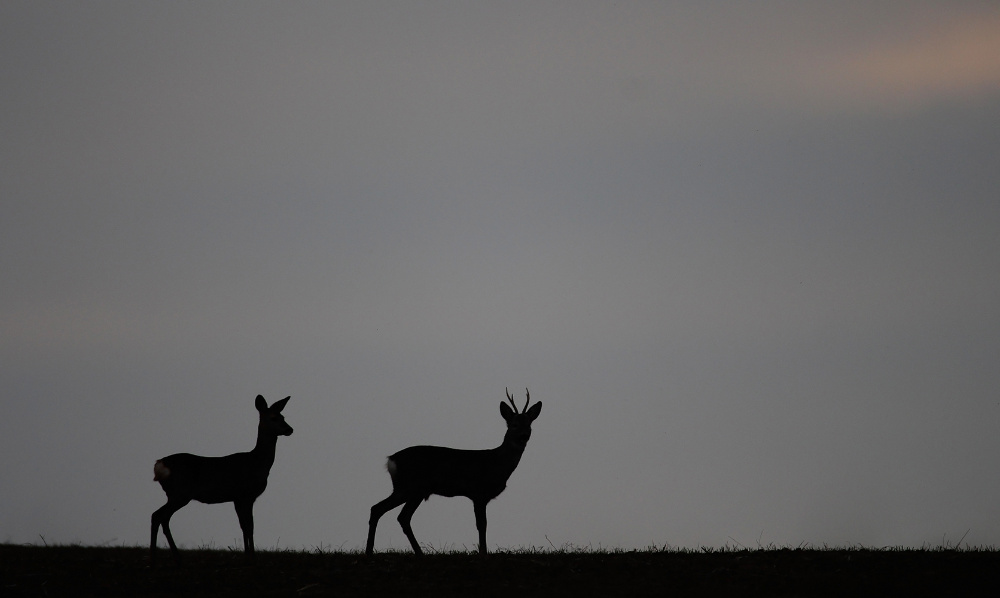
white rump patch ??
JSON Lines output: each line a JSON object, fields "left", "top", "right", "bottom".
{"left": 153, "top": 460, "right": 170, "bottom": 481}
{"left": 385, "top": 457, "right": 397, "bottom": 477}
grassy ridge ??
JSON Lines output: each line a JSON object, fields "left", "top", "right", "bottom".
{"left": 2, "top": 544, "right": 997, "bottom": 597}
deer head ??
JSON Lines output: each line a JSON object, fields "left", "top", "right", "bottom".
{"left": 501, "top": 387, "right": 542, "bottom": 449}
{"left": 256, "top": 395, "right": 294, "bottom": 437}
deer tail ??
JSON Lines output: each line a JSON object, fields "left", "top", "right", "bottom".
{"left": 153, "top": 459, "right": 170, "bottom": 482}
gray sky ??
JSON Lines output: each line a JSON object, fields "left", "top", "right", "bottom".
{"left": 2, "top": 2, "right": 999, "bottom": 552}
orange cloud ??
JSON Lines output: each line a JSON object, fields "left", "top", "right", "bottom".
{"left": 819, "top": 13, "right": 1000, "bottom": 108}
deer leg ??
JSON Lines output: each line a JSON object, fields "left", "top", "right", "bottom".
{"left": 397, "top": 498, "right": 424, "bottom": 556}
{"left": 151, "top": 496, "right": 189, "bottom": 563}
{"left": 473, "top": 499, "right": 488, "bottom": 555}
{"left": 234, "top": 500, "right": 255, "bottom": 555}
{"left": 366, "top": 493, "right": 406, "bottom": 556}
{"left": 150, "top": 511, "right": 161, "bottom": 559}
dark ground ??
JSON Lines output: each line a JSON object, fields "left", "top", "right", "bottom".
{"left": 1, "top": 544, "right": 997, "bottom": 597}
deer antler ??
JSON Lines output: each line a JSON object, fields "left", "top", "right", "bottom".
{"left": 523, "top": 388, "right": 530, "bottom": 413}
{"left": 506, "top": 387, "right": 519, "bottom": 413}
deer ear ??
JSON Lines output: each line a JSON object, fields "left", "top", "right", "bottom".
{"left": 499, "top": 401, "right": 515, "bottom": 421}
{"left": 271, "top": 396, "right": 291, "bottom": 412}
{"left": 524, "top": 401, "right": 542, "bottom": 422}
{"left": 255, "top": 395, "right": 268, "bottom": 412}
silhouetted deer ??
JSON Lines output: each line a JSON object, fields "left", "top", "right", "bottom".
{"left": 150, "top": 394, "right": 293, "bottom": 563}
{"left": 366, "top": 388, "right": 542, "bottom": 556}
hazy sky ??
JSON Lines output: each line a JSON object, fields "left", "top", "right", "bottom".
{"left": 2, "top": 2, "right": 999, "bottom": 552}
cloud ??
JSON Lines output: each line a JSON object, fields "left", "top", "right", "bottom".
{"left": 814, "top": 12, "right": 1000, "bottom": 110}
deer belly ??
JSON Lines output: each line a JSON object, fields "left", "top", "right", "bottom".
{"left": 192, "top": 477, "right": 268, "bottom": 504}
{"left": 429, "top": 471, "right": 507, "bottom": 500}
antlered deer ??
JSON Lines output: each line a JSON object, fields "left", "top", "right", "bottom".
{"left": 366, "top": 388, "right": 541, "bottom": 556}
{"left": 150, "top": 394, "right": 293, "bottom": 562}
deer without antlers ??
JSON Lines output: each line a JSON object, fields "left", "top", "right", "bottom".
{"left": 150, "top": 394, "right": 293, "bottom": 563}
{"left": 366, "top": 387, "right": 542, "bottom": 556}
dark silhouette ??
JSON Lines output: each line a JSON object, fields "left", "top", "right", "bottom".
{"left": 366, "top": 388, "right": 542, "bottom": 555}
{"left": 150, "top": 394, "right": 293, "bottom": 563}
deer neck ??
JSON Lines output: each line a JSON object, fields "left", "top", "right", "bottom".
{"left": 251, "top": 427, "right": 279, "bottom": 469}
{"left": 494, "top": 431, "right": 529, "bottom": 473}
